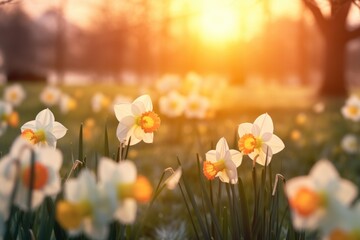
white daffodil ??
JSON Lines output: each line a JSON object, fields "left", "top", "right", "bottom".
{"left": 159, "top": 91, "right": 186, "bottom": 118}
{"left": 21, "top": 108, "right": 67, "bottom": 147}
{"left": 40, "top": 86, "right": 62, "bottom": 107}
{"left": 203, "top": 137, "right": 242, "bottom": 184}
{"left": 285, "top": 159, "right": 357, "bottom": 231}
{"left": 0, "top": 100, "right": 18, "bottom": 136}
{"left": 59, "top": 94, "right": 77, "bottom": 114}
{"left": 237, "top": 113, "right": 285, "bottom": 166}
{"left": 98, "top": 158, "right": 153, "bottom": 224}
{"left": 341, "top": 95, "right": 360, "bottom": 121}
{"left": 56, "top": 170, "right": 117, "bottom": 240}
{"left": 341, "top": 134, "right": 358, "bottom": 154}
{"left": 91, "top": 92, "right": 111, "bottom": 113}
{"left": 3, "top": 83, "right": 26, "bottom": 106}
{"left": 0, "top": 137, "right": 62, "bottom": 211}
{"left": 184, "top": 94, "right": 210, "bottom": 119}
{"left": 114, "top": 94, "right": 160, "bottom": 146}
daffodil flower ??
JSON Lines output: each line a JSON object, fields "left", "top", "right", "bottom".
{"left": 40, "top": 86, "right": 61, "bottom": 107}
{"left": 159, "top": 91, "right": 186, "bottom": 118}
{"left": 0, "top": 100, "right": 19, "bottom": 136}
{"left": 21, "top": 108, "right": 67, "bottom": 147}
{"left": 184, "top": 93, "right": 210, "bottom": 119}
{"left": 114, "top": 94, "right": 160, "bottom": 146}
{"left": 164, "top": 167, "right": 182, "bottom": 190}
{"left": 59, "top": 94, "right": 77, "bottom": 114}
{"left": 98, "top": 158, "right": 153, "bottom": 224}
{"left": 0, "top": 137, "right": 62, "bottom": 210}
{"left": 237, "top": 113, "right": 284, "bottom": 166}
{"left": 56, "top": 170, "right": 117, "bottom": 240}
{"left": 203, "top": 137, "right": 242, "bottom": 184}
{"left": 341, "top": 95, "right": 360, "bottom": 121}
{"left": 4, "top": 83, "right": 26, "bottom": 107}
{"left": 286, "top": 159, "right": 357, "bottom": 231}
{"left": 92, "top": 92, "right": 111, "bottom": 113}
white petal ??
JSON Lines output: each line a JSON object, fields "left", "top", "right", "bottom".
{"left": 116, "top": 117, "right": 135, "bottom": 141}
{"left": 251, "top": 124, "right": 260, "bottom": 137}
{"left": 52, "top": 122, "right": 67, "bottom": 139}
{"left": 142, "top": 132, "right": 153, "bottom": 143}
{"left": 35, "top": 109, "right": 54, "bottom": 129}
{"left": 116, "top": 160, "right": 137, "bottom": 183}
{"left": 205, "top": 150, "right": 217, "bottom": 162}
{"left": 133, "top": 126, "right": 145, "bottom": 140}
{"left": 38, "top": 148, "right": 63, "bottom": 170}
{"left": 131, "top": 101, "right": 145, "bottom": 116}
{"left": 229, "top": 150, "right": 242, "bottom": 167}
{"left": 21, "top": 120, "right": 36, "bottom": 132}
{"left": 310, "top": 159, "right": 339, "bottom": 187}
{"left": 43, "top": 173, "right": 61, "bottom": 196}
{"left": 285, "top": 176, "right": 315, "bottom": 198}
{"left": 254, "top": 113, "right": 274, "bottom": 135}
{"left": 217, "top": 170, "right": 230, "bottom": 183}
{"left": 224, "top": 159, "right": 238, "bottom": 184}
{"left": 98, "top": 157, "right": 117, "bottom": 183}
{"left": 45, "top": 132, "right": 57, "bottom": 148}
{"left": 134, "top": 95, "right": 152, "bottom": 111}
{"left": 215, "top": 137, "right": 229, "bottom": 159}
{"left": 165, "top": 168, "right": 182, "bottom": 190}
{"left": 15, "top": 185, "right": 44, "bottom": 210}
{"left": 83, "top": 218, "right": 109, "bottom": 240}
{"left": 115, "top": 199, "right": 137, "bottom": 224}
{"left": 261, "top": 132, "right": 273, "bottom": 142}
{"left": 238, "top": 123, "right": 252, "bottom": 137}
{"left": 266, "top": 134, "right": 284, "bottom": 154}
{"left": 64, "top": 179, "right": 81, "bottom": 202}
{"left": 336, "top": 179, "right": 357, "bottom": 205}
{"left": 114, "top": 104, "right": 132, "bottom": 121}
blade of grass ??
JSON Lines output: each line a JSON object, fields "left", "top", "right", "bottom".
{"left": 177, "top": 157, "right": 209, "bottom": 239}
{"left": 237, "top": 177, "right": 252, "bottom": 240}
{"left": 104, "top": 123, "right": 109, "bottom": 158}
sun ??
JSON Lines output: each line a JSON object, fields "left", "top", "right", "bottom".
{"left": 197, "top": 0, "right": 240, "bottom": 43}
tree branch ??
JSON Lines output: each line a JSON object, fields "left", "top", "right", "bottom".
{"left": 302, "top": 0, "right": 327, "bottom": 35}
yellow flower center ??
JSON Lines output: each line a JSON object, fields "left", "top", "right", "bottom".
{"left": 138, "top": 111, "right": 161, "bottom": 133}
{"left": 189, "top": 102, "right": 200, "bottom": 111}
{"left": 9, "top": 91, "right": 18, "bottom": 101}
{"left": 169, "top": 101, "right": 178, "bottom": 110}
{"left": 101, "top": 97, "right": 111, "bottom": 108}
{"left": 67, "top": 98, "right": 77, "bottom": 111}
{"left": 348, "top": 105, "right": 359, "bottom": 116}
{"left": 238, "top": 134, "right": 260, "bottom": 154}
{"left": 117, "top": 176, "right": 153, "bottom": 203}
{"left": 203, "top": 160, "right": 225, "bottom": 180}
{"left": 21, "top": 129, "right": 46, "bottom": 144}
{"left": 56, "top": 200, "right": 92, "bottom": 230}
{"left": 290, "top": 187, "right": 324, "bottom": 217}
{"left": 22, "top": 162, "right": 49, "bottom": 190}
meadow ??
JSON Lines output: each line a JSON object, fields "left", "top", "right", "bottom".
{"left": 0, "top": 80, "right": 359, "bottom": 240}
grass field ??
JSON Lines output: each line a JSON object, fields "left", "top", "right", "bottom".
{"left": 0, "top": 82, "right": 358, "bottom": 239}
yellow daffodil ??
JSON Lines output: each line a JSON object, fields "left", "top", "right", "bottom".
{"left": 203, "top": 137, "right": 242, "bottom": 184}
{"left": 98, "top": 158, "right": 153, "bottom": 224}
{"left": 238, "top": 113, "right": 284, "bottom": 166}
{"left": 21, "top": 108, "right": 67, "bottom": 147}
{"left": 114, "top": 94, "right": 160, "bottom": 146}
{"left": 3, "top": 83, "right": 26, "bottom": 107}
{"left": 159, "top": 91, "right": 186, "bottom": 118}
{"left": 286, "top": 159, "right": 357, "bottom": 231}
{"left": 0, "top": 137, "right": 62, "bottom": 210}
{"left": 341, "top": 95, "right": 360, "bottom": 121}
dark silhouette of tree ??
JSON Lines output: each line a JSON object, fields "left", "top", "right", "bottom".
{"left": 303, "top": 0, "right": 360, "bottom": 96}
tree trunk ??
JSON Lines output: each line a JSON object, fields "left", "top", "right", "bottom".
{"left": 320, "top": 34, "right": 347, "bottom": 96}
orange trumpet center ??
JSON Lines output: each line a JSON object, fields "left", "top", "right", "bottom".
{"left": 238, "top": 134, "right": 258, "bottom": 154}
{"left": 138, "top": 111, "right": 161, "bottom": 133}
{"left": 22, "top": 162, "right": 49, "bottom": 190}
{"left": 117, "top": 176, "right": 153, "bottom": 203}
{"left": 203, "top": 160, "right": 225, "bottom": 180}
{"left": 21, "top": 129, "right": 46, "bottom": 144}
{"left": 290, "top": 187, "right": 323, "bottom": 217}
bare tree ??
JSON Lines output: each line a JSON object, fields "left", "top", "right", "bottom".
{"left": 303, "top": 0, "right": 360, "bottom": 96}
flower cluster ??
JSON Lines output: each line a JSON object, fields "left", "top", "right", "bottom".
{"left": 92, "top": 92, "right": 131, "bottom": 113}
{"left": 341, "top": 95, "right": 360, "bottom": 121}
{"left": 39, "top": 85, "right": 78, "bottom": 114}
{"left": 156, "top": 72, "right": 229, "bottom": 119}
{"left": 203, "top": 113, "right": 285, "bottom": 184}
